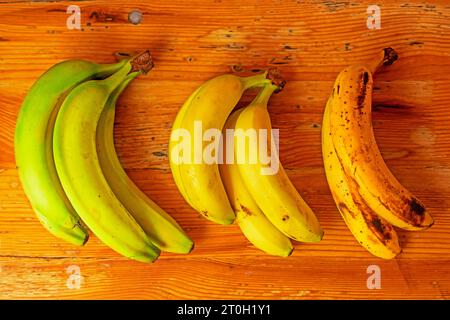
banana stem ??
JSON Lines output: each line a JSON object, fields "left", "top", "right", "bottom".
{"left": 96, "top": 58, "right": 129, "bottom": 78}
{"left": 250, "top": 83, "right": 278, "bottom": 107}
{"left": 242, "top": 72, "right": 271, "bottom": 90}
{"left": 114, "top": 51, "right": 133, "bottom": 61}
{"left": 100, "top": 62, "right": 133, "bottom": 91}
{"left": 100, "top": 51, "right": 153, "bottom": 92}
{"left": 241, "top": 67, "right": 286, "bottom": 91}
{"left": 107, "top": 73, "right": 139, "bottom": 108}
{"left": 366, "top": 47, "right": 398, "bottom": 74}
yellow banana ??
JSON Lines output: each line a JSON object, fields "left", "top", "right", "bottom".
{"left": 53, "top": 52, "right": 160, "bottom": 262}
{"left": 328, "top": 48, "right": 433, "bottom": 231}
{"left": 322, "top": 98, "right": 401, "bottom": 259}
{"left": 235, "top": 82, "right": 324, "bottom": 243}
{"left": 169, "top": 71, "right": 276, "bottom": 225}
{"left": 219, "top": 109, "right": 293, "bottom": 257}
{"left": 96, "top": 74, "right": 194, "bottom": 254}
{"left": 168, "top": 85, "right": 203, "bottom": 209}
{"left": 15, "top": 57, "right": 128, "bottom": 246}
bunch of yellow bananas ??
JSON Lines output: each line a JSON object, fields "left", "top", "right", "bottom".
{"left": 322, "top": 47, "right": 434, "bottom": 259}
{"left": 16, "top": 47, "right": 434, "bottom": 261}
{"left": 15, "top": 51, "right": 193, "bottom": 262}
{"left": 169, "top": 69, "right": 324, "bottom": 257}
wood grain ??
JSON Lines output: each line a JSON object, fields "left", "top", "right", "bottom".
{"left": 1, "top": 0, "right": 450, "bottom": 299}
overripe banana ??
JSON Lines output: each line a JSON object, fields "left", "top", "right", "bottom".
{"left": 235, "top": 82, "right": 324, "bottom": 243}
{"left": 96, "top": 73, "right": 194, "bottom": 254}
{"left": 327, "top": 48, "right": 433, "bottom": 231}
{"left": 322, "top": 98, "right": 401, "bottom": 259}
{"left": 53, "top": 51, "right": 160, "bottom": 262}
{"left": 169, "top": 71, "right": 277, "bottom": 225}
{"left": 15, "top": 57, "right": 128, "bottom": 246}
{"left": 219, "top": 109, "right": 293, "bottom": 257}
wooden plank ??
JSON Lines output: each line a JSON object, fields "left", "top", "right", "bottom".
{"left": 1, "top": 256, "right": 449, "bottom": 299}
{"left": 1, "top": 0, "right": 450, "bottom": 299}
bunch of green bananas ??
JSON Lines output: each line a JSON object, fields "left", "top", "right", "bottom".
{"left": 322, "top": 47, "right": 434, "bottom": 259}
{"left": 169, "top": 69, "right": 324, "bottom": 257}
{"left": 15, "top": 51, "right": 193, "bottom": 262}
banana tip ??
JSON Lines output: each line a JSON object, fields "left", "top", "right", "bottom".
{"left": 317, "top": 229, "right": 325, "bottom": 242}
{"left": 187, "top": 241, "right": 195, "bottom": 254}
{"left": 423, "top": 218, "right": 435, "bottom": 230}
{"left": 81, "top": 234, "right": 89, "bottom": 246}
{"left": 382, "top": 47, "right": 398, "bottom": 66}
{"left": 286, "top": 246, "right": 294, "bottom": 257}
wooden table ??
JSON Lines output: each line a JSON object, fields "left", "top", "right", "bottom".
{"left": 1, "top": 0, "right": 449, "bottom": 299}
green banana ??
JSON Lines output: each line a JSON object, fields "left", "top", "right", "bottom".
{"left": 96, "top": 74, "right": 194, "bottom": 254}
{"left": 53, "top": 52, "right": 160, "bottom": 262}
{"left": 15, "top": 57, "right": 128, "bottom": 246}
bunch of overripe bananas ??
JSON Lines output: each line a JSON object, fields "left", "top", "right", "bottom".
{"left": 169, "top": 69, "right": 324, "bottom": 257}
{"left": 15, "top": 51, "right": 193, "bottom": 262}
{"left": 322, "top": 47, "right": 434, "bottom": 259}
